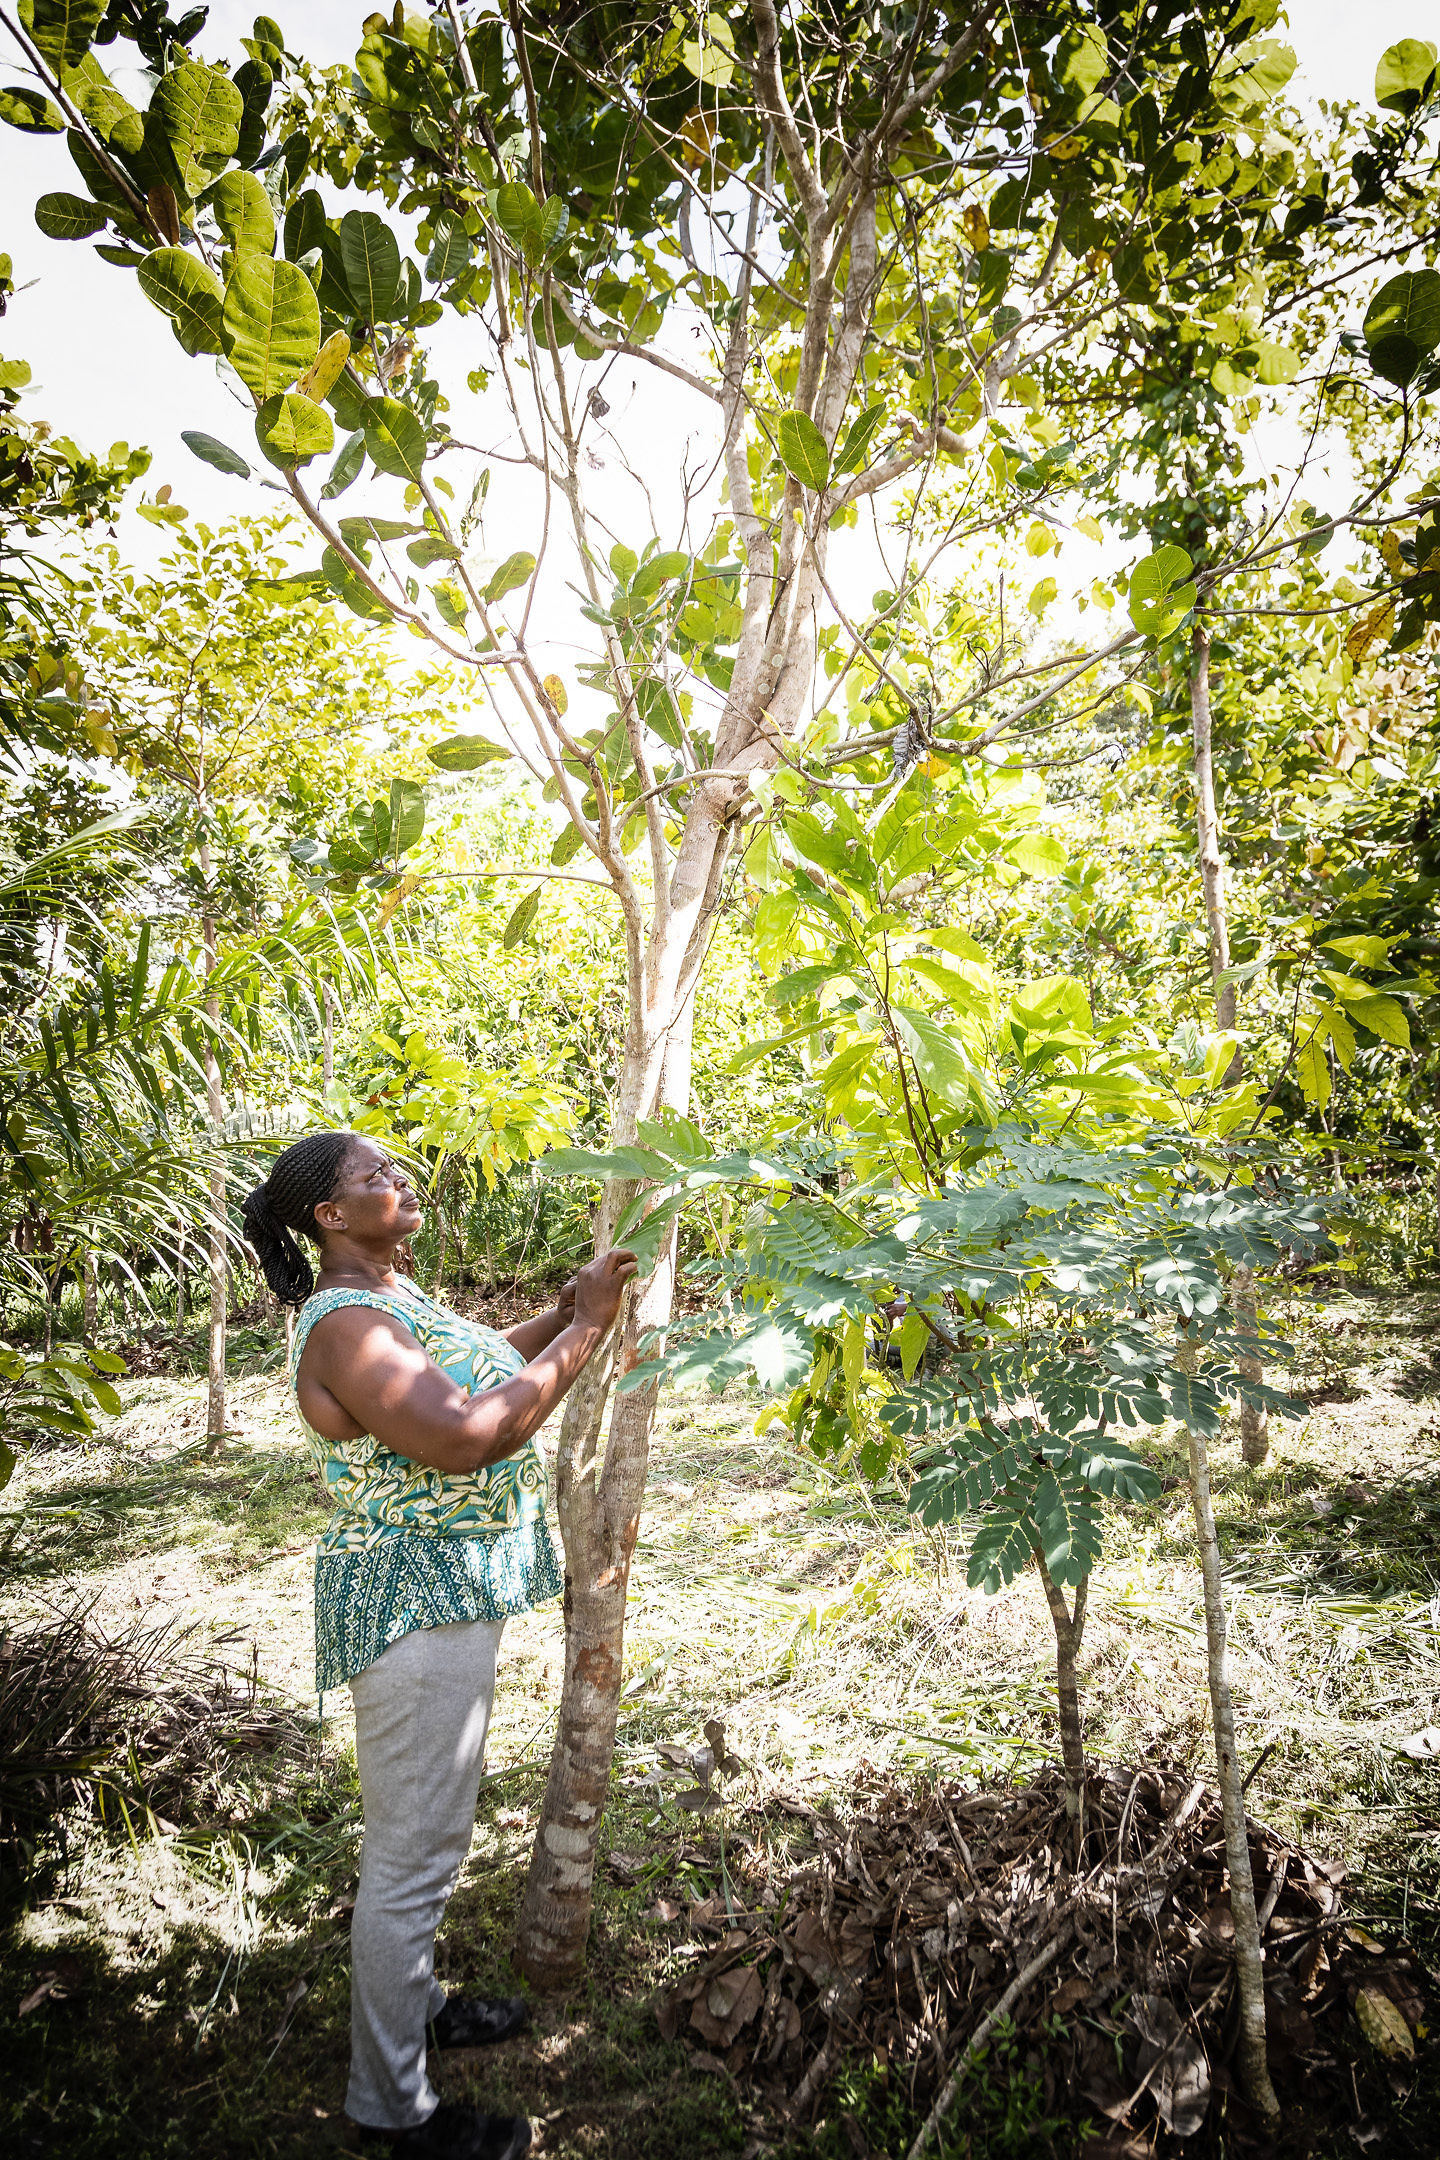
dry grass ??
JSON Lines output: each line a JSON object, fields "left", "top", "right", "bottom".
{"left": 1, "top": 1286, "right": 1439, "bottom": 2156}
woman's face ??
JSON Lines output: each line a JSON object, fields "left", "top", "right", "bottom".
{"left": 314, "top": 1137, "right": 423, "bottom": 1248}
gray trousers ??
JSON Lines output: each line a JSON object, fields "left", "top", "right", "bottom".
{"left": 346, "top": 1617, "right": 504, "bottom": 2129}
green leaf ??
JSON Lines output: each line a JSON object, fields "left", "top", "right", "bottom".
{"left": 1128, "top": 544, "right": 1196, "bottom": 637}
{"left": 1054, "top": 21, "right": 1107, "bottom": 96}
{"left": 1364, "top": 270, "right": 1440, "bottom": 359}
{"left": 427, "top": 733, "right": 511, "bottom": 772}
{"left": 777, "top": 409, "right": 831, "bottom": 491}
{"left": 1295, "top": 1020, "right": 1331, "bottom": 1109}
{"left": 502, "top": 888, "right": 540, "bottom": 948}
{"left": 406, "top": 533, "right": 459, "bottom": 566}
{"left": 1375, "top": 37, "right": 1437, "bottom": 114}
{"left": 150, "top": 61, "right": 243, "bottom": 196}
{"left": 1346, "top": 994, "right": 1410, "bottom": 1047}
{"left": 0, "top": 84, "right": 64, "bottom": 132}
{"left": 388, "top": 775, "right": 425, "bottom": 853}
{"left": 21, "top": 0, "right": 103, "bottom": 74}
{"left": 631, "top": 549, "right": 690, "bottom": 598}
{"left": 361, "top": 394, "right": 427, "bottom": 482}
{"left": 181, "top": 429, "right": 250, "bottom": 479}
{"left": 62, "top": 51, "right": 142, "bottom": 151}
{"left": 138, "top": 246, "right": 226, "bottom": 355}
{"left": 223, "top": 253, "right": 319, "bottom": 397}
{"left": 426, "top": 209, "right": 471, "bottom": 284}
{"left": 322, "top": 429, "right": 365, "bottom": 500}
{"left": 893, "top": 1004, "right": 990, "bottom": 1116}
{"left": 484, "top": 550, "right": 535, "bottom": 602}
{"left": 1322, "top": 934, "right": 1392, "bottom": 967}
{"left": 1008, "top": 831, "right": 1067, "bottom": 877}
{"left": 255, "top": 389, "right": 334, "bottom": 469}
{"left": 831, "top": 402, "right": 886, "bottom": 478}
{"left": 340, "top": 208, "right": 402, "bottom": 321}
{"left": 35, "top": 191, "right": 107, "bottom": 240}
{"left": 211, "top": 168, "right": 275, "bottom": 257}
{"left": 321, "top": 544, "right": 391, "bottom": 621}
{"left": 432, "top": 577, "right": 468, "bottom": 627}
{"left": 494, "top": 180, "right": 538, "bottom": 246}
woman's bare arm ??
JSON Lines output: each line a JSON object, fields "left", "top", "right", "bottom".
{"left": 299, "top": 1252, "right": 634, "bottom": 1473}
{"left": 504, "top": 1272, "right": 577, "bottom": 1360}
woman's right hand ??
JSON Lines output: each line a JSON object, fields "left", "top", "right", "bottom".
{"left": 571, "top": 1246, "right": 638, "bottom": 1332}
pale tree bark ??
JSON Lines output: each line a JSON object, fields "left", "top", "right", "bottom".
{"left": 198, "top": 833, "right": 227, "bottom": 1455}
{"left": 1186, "top": 1417, "right": 1281, "bottom": 2124}
{"left": 1190, "top": 613, "right": 1268, "bottom": 1464}
{"left": 82, "top": 1249, "right": 97, "bottom": 1340}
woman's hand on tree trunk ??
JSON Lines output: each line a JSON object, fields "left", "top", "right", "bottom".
{"left": 571, "top": 1248, "right": 637, "bottom": 1334}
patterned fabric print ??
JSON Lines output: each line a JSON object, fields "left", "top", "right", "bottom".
{"left": 290, "top": 1278, "right": 562, "bottom": 1692}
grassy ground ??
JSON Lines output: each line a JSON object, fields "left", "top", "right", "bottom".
{"left": 2, "top": 1285, "right": 1439, "bottom": 2157}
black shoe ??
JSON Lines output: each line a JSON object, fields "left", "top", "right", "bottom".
{"left": 355, "top": 2105, "right": 532, "bottom": 2160}
{"left": 429, "top": 1995, "right": 530, "bottom": 2050}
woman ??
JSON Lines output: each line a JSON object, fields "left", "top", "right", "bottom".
{"left": 241, "top": 1130, "right": 635, "bottom": 2160}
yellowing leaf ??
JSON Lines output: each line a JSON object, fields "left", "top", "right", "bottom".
{"left": 1076, "top": 515, "right": 1104, "bottom": 542}
{"left": 1356, "top": 1986, "right": 1414, "bottom": 2062}
{"left": 1347, "top": 597, "right": 1395, "bottom": 662}
{"left": 961, "top": 203, "right": 989, "bottom": 252}
{"left": 542, "top": 673, "right": 569, "bottom": 717}
{"left": 297, "top": 330, "right": 351, "bottom": 404}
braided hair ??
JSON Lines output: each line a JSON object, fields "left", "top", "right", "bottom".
{"left": 240, "top": 1130, "right": 357, "bottom": 1307}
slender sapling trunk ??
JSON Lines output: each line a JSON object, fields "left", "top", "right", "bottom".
{"left": 1186, "top": 1417, "right": 1280, "bottom": 2119}
{"left": 1034, "top": 1553, "right": 1088, "bottom": 1815}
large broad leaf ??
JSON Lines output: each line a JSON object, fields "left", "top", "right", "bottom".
{"left": 388, "top": 775, "right": 425, "bottom": 853}
{"left": 1128, "top": 544, "right": 1196, "bottom": 637}
{"left": 427, "top": 733, "right": 511, "bottom": 772}
{"left": 35, "top": 191, "right": 107, "bottom": 240}
{"left": 322, "top": 429, "right": 365, "bottom": 500}
{"left": 631, "top": 550, "right": 690, "bottom": 598}
{"left": 502, "top": 888, "right": 540, "bottom": 948}
{"left": 0, "top": 85, "right": 65, "bottom": 132}
{"left": 222, "top": 253, "right": 319, "bottom": 397}
{"left": 831, "top": 402, "right": 886, "bottom": 478}
{"left": 20, "top": 0, "right": 103, "bottom": 74}
{"left": 777, "top": 409, "right": 831, "bottom": 491}
{"left": 211, "top": 168, "right": 274, "bottom": 257}
{"left": 340, "top": 209, "right": 402, "bottom": 322}
{"left": 321, "top": 544, "right": 391, "bottom": 621}
{"left": 1375, "top": 38, "right": 1437, "bottom": 114}
{"left": 297, "top": 329, "right": 350, "bottom": 402}
{"left": 426, "top": 209, "right": 471, "bottom": 284}
{"left": 484, "top": 550, "right": 535, "bottom": 602}
{"left": 60, "top": 53, "right": 143, "bottom": 151}
{"left": 150, "top": 61, "right": 242, "bottom": 196}
{"left": 138, "top": 246, "right": 225, "bottom": 355}
{"left": 361, "top": 395, "right": 427, "bottom": 482}
{"left": 182, "top": 429, "right": 250, "bottom": 479}
{"left": 1363, "top": 268, "right": 1440, "bottom": 388}
{"left": 255, "top": 390, "right": 334, "bottom": 469}
{"left": 894, "top": 1003, "right": 990, "bottom": 1116}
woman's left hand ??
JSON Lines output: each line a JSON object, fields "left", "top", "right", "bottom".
{"left": 556, "top": 1274, "right": 579, "bottom": 1325}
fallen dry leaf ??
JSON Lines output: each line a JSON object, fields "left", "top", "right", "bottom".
{"left": 1355, "top": 1986, "right": 1414, "bottom": 2062}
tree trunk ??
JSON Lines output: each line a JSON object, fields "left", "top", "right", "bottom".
{"left": 1034, "top": 1553, "right": 1088, "bottom": 1816}
{"left": 176, "top": 1231, "right": 186, "bottom": 1335}
{"left": 1186, "top": 1418, "right": 1281, "bottom": 2123}
{"left": 1232, "top": 1262, "right": 1269, "bottom": 1466}
{"left": 198, "top": 840, "right": 227, "bottom": 1455}
{"left": 322, "top": 980, "right": 334, "bottom": 1087}
{"left": 1189, "top": 611, "right": 1235, "bottom": 1034}
{"left": 1191, "top": 616, "right": 1270, "bottom": 1462}
{"left": 82, "top": 1250, "right": 97, "bottom": 1340}
{"left": 516, "top": 989, "right": 698, "bottom": 1983}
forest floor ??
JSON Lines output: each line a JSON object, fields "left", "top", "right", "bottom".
{"left": 2, "top": 1281, "right": 1440, "bottom": 2159}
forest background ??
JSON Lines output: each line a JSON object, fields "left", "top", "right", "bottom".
{"left": 3, "top": 2, "right": 1440, "bottom": 2156}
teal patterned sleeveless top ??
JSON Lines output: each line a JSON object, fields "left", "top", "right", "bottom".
{"left": 290, "top": 1277, "right": 562, "bottom": 1693}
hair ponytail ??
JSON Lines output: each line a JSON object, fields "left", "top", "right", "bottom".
{"left": 240, "top": 1129, "right": 357, "bottom": 1307}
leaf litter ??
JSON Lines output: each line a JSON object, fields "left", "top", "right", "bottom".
{"left": 655, "top": 1760, "right": 1429, "bottom": 2154}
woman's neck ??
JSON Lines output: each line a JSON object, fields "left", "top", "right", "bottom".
{"left": 315, "top": 1239, "right": 405, "bottom": 1292}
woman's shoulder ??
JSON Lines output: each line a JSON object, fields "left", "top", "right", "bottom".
{"left": 291, "top": 1283, "right": 424, "bottom": 1372}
